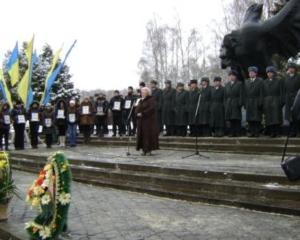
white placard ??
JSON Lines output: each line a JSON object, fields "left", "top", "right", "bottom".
{"left": 18, "top": 115, "right": 25, "bottom": 124}
{"left": 31, "top": 112, "right": 39, "bottom": 122}
{"left": 38, "top": 125, "right": 43, "bottom": 133}
{"left": 125, "top": 100, "right": 132, "bottom": 109}
{"left": 97, "top": 106, "right": 104, "bottom": 116}
{"left": 134, "top": 98, "right": 141, "bottom": 107}
{"left": 57, "top": 110, "right": 65, "bottom": 119}
{"left": 82, "top": 106, "right": 90, "bottom": 115}
{"left": 113, "top": 101, "right": 121, "bottom": 111}
{"left": 4, "top": 115, "right": 10, "bottom": 125}
{"left": 45, "top": 118, "right": 52, "bottom": 127}
{"left": 69, "top": 113, "right": 76, "bottom": 123}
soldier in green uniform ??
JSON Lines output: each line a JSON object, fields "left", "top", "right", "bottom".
{"left": 262, "top": 66, "right": 284, "bottom": 138}
{"left": 150, "top": 80, "right": 163, "bottom": 133}
{"left": 284, "top": 63, "right": 300, "bottom": 137}
{"left": 198, "top": 77, "right": 211, "bottom": 137}
{"left": 188, "top": 80, "right": 200, "bottom": 137}
{"left": 224, "top": 70, "right": 243, "bottom": 137}
{"left": 174, "top": 82, "right": 189, "bottom": 136}
{"left": 244, "top": 66, "right": 263, "bottom": 137}
{"left": 210, "top": 77, "right": 225, "bottom": 137}
{"left": 162, "top": 80, "right": 176, "bottom": 136}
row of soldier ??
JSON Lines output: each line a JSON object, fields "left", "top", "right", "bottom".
{"left": 147, "top": 63, "right": 300, "bottom": 138}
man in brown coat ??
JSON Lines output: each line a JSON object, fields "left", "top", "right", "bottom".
{"left": 135, "top": 87, "right": 159, "bottom": 156}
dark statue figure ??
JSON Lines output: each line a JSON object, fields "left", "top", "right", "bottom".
{"left": 220, "top": 0, "right": 300, "bottom": 80}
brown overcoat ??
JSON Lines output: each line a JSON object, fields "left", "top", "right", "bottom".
{"left": 135, "top": 96, "right": 159, "bottom": 153}
{"left": 79, "top": 101, "right": 95, "bottom": 126}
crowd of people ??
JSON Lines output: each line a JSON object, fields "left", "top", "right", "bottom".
{"left": 0, "top": 62, "right": 300, "bottom": 152}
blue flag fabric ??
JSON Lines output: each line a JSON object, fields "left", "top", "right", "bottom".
{"left": 26, "top": 51, "right": 39, "bottom": 109}
{"left": 42, "top": 40, "right": 77, "bottom": 105}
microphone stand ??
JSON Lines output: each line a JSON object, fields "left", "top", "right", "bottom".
{"left": 182, "top": 90, "right": 209, "bottom": 159}
{"left": 126, "top": 99, "right": 137, "bottom": 156}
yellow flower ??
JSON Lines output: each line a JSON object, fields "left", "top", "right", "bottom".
{"left": 0, "top": 160, "right": 7, "bottom": 170}
{"left": 31, "top": 197, "right": 41, "bottom": 207}
{"left": 43, "top": 164, "right": 52, "bottom": 171}
{"left": 61, "top": 164, "right": 68, "bottom": 172}
{"left": 33, "top": 186, "right": 44, "bottom": 196}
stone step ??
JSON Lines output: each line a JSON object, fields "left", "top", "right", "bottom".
{"left": 10, "top": 154, "right": 300, "bottom": 216}
{"left": 70, "top": 165, "right": 300, "bottom": 201}
{"left": 81, "top": 136, "right": 300, "bottom": 145}
{"left": 74, "top": 176, "right": 300, "bottom": 216}
{"left": 85, "top": 139, "right": 299, "bottom": 155}
{"left": 10, "top": 152, "right": 289, "bottom": 184}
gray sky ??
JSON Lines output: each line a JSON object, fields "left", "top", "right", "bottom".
{"left": 0, "top": 0, "right": 224, "bottom": 90}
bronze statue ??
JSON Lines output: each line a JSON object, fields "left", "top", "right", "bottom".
{"left": 220, "top": 0, "right": 300, "bottom": 80}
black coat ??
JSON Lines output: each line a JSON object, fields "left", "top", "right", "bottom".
{"left": 162, "top": 88, "right": 176, "bottom": 125}
{"left": 174, "top": 90, "right": 189, "bottom": 126}
{"left": 55, "top": 100, "right": 67, "bottom": 126}
{"left": 109, "top": 96, "right": 124, "bottom": 116}
{"left": 0, "top": 106, "right": 11, "bottom": 130}
{"left": 224, "top": 81, "right": 243, "bottom": 121}
{"left": 284, "top": 74, "right": 300, "bottom": 121}
{"left": 244, "top": 78, "right": 264, "bottom": 122}
{"left": 198, "top": 86, "right": 211, "bottom": 125}
{"left": 152, "top": 88, "right": 163, "bottom": 112}
{"left": 42, "top": 110, "right": 55, "bottom": 135}
{"left": 188, "top": 88, "right": 200, "bottom": 125}
{"left": 95, "top": 99, "right": 109, "bottom": 117}
{"left": 11, "top": 107, "right": 26, "bottom": 125}
{"left": 210, "top": 86, "right": 225, "bottom": 128}
{"left": 123, "top": 94, "right": 137, "bottom": 119}
{"left": 152, "top": 88, "right": 163, "bottom": 129}
{"left": 263, "top": 78, "right": 284, "bottom": 126}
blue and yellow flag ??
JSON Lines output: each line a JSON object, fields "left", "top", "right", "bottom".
{"left": 0, "top": 69, "right": 13, "bottom": 108}
{"left": 41, "top": 40, "right": 77, "bottom": 105}
{"left": 6, "top": 42, "right": 19, "bottom": 87}
{"left": 17, "top": 36, "right": 34, "bottom": 108}
{"left": 40, "top": 47, "right": 62, "bottom": 105}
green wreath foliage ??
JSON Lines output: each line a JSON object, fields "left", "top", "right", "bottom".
{"left": 25, "top": 152, "right": 72, "bottom": 240}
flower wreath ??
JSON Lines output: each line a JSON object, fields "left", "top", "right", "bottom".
{"left": 25, "top": 152, "right": 72, "bottom": 240}
{"left": 0, "top": 151, "right": 14, "bottom": 203}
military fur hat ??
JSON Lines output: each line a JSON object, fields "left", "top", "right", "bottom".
{"left": 213, "top": 76, "right": 222, "bottom": 82}
{"left": 190, "top": 79, "right": 198, "bottom": 84}
{"left": 266, "top": 66, "right": 277, "bottom": 73}
{"left": 201, "top": 77, "right": 209, "bottom": 83}
{"left": 248, "top": 66, "right": 258, "bottom": 73}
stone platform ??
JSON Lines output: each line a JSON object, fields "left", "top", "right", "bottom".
{"left": 78, "top": 135, "right": 300, "bottom": 155}
{"left": 9, "top": 146, "right": 300, "bottom": 216}
{"left": 1, "top": 171, "right": 300, "bottom": 240}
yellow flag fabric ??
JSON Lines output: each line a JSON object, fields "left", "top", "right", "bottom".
{"left": 0, "top": 69, "right": 13, "bottom": 108}
{"left": 8, "top": 62, "right": 19, "bottom": 87}
{"left": 17, "top": 37, "right": 34, "bottom": 106}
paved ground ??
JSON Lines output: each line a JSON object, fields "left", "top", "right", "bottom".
{"left": 1, "top": 171, "right": 300, "bottom": 240}
{"left": 17, "top": 145, "right": 284, "bottom": 176}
